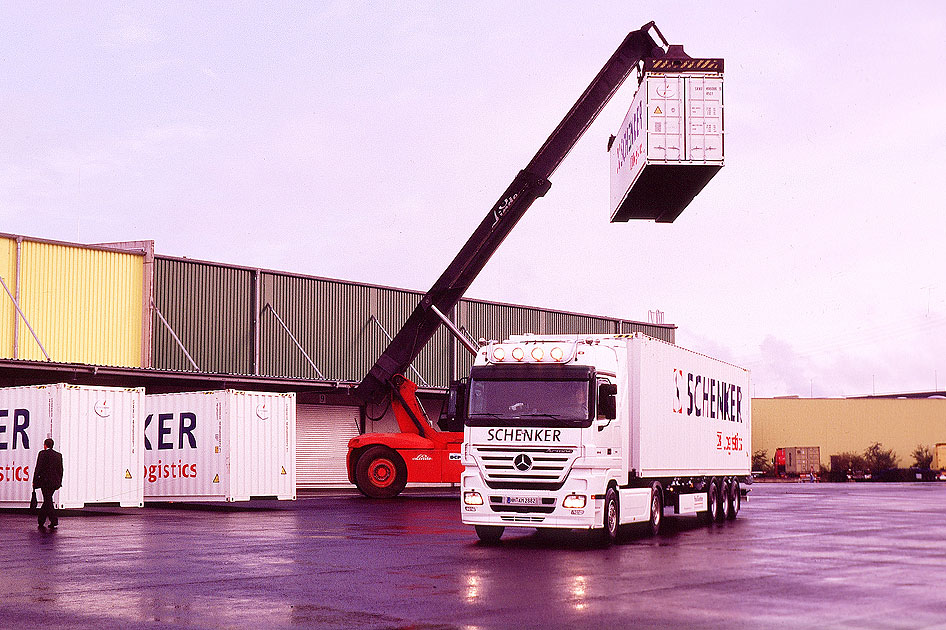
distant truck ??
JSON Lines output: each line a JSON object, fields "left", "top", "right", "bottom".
{"left": 460, "top": 333, "right": 751, "bottom": 545}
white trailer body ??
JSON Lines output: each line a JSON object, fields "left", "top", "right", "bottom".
{"left": 0, "top": 383, "right": 144, "bottom": 509}
{"left": 628, "top": 337, "right": 749, "bottom": 477}
{"left": 144, "top": 390, "right": 296, "bottom": 502}
{"left": 461, "top": 334, "right": 750, "bottom": 543}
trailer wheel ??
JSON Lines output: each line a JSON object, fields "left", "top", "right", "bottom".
{"left": 354, "top": 446, "right": 408, "bottom": 498}
{"left": 718, "top": 478, "right": 731, "bottom": 522}
{"left": 727, "top": 479, "right": 740, "bottom": 520}
{"left": 475, "top": 525, "right": 504, "bottom": 544}
{"left": 646, "top": 482, "right": 663, "bottom": 536}
{"left": 596, "top": 487, "right": 620, "bottom": 547}
{"left": 703, "top": 478, "right": 719, "bottom": 525}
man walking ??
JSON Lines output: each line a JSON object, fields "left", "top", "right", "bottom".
{"left": 33, "top": 438, "right": 64, "bottom": 529}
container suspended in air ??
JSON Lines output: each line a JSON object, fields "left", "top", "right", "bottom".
{"left": 609, "top": 48, "right": 724, "bottom": 223}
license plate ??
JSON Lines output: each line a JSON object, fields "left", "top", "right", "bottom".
{"left": 505, "top": 496, "right": 539, "bottom": 505}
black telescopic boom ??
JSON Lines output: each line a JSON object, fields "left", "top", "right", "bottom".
{"left": 356, "top": 23, "right": 667, "bottom": 403}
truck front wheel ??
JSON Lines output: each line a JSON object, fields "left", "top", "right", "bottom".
{"left": 596, "top": 487, "right": 619, "bottom": 547}
{"left": 354, "top": 446, "right": 408, "bottom": 498}
{"left": 646, "top": 483, "right": 663, "bottom": 536}
{"left": 475, "top": 525, "right": 504, "bottom": 544}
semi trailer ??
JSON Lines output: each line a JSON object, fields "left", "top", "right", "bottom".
{"left": 460, "top": 333, "right": 750, "bottom": 544}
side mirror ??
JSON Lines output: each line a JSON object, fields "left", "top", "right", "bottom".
{"left": 597, "top": 383, "right": 617, "bottom": 421}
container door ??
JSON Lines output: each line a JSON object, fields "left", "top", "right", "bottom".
{"left": 296, "top": 405, "right": 359, "bottom": 489}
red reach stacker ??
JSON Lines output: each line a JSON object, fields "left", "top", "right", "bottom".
{"left": 347, "top": 22, "right": 720, "bottom": 498}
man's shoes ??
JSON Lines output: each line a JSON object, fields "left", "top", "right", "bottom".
{"left": 49, "top": 522, "right": 57, "bottom": 528}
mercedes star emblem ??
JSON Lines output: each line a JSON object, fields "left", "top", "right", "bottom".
{"left": 513, "top": 453, "right": 533, "bottom": 471}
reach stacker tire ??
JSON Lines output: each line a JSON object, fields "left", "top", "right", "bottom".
{"left": 354, "top": 446, "right": 408, "bottom": 499}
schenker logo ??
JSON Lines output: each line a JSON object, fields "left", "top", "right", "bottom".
{"left": 513, "top": 454, "right": 534, "bottom": 471}
{"left": 673, "top": 368, "right": 743, "bottom": 423}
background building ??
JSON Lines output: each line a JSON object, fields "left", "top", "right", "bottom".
{"left": 0, "top": 232, "right": 675, "bottom": 488}
{"left": 753, "top": 397, "right": 946, "bottom": 470}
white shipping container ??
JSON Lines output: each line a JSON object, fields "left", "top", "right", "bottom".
{"left": 0, "top": 383, "right": 144, "bottom": 509}
{"left": 609, "top": 69, "right": 724, "bottom": 224}
{"left": 627, "top": 336, "right": 750, "bottom": 477}
{"left": 144, "top": 390, "right": 296, "bottom": 501}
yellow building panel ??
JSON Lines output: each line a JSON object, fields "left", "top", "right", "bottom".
{"left": 753, "top": 398, "right": 946, "bottom": 469}
{"left": 17, "top": 240, "right": 144, "bottom": 366}
{"left": 0, "top": 237, "right": 16, "bottom": 357}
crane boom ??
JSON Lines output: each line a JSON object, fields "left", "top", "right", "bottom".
{"left": 356, "top": 23, "right": 669, "bottom": 403}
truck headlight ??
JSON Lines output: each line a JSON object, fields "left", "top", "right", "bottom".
{"left": 464, "top": 491, "right": 484, "bottom": 506}
{"left": 562, "top": 494, "right": 586, "bottom": 509}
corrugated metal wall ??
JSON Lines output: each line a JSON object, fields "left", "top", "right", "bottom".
{"left": 152, "top": 255, "right": 675, "bottom": 384}
{"left": 0, "top": 237, "right": 144, "bottom": 366}
{"left": 0, "top": 238, "right": 17, "bottom": 357}
{"left": 152, "top": 258, "right": 254, "bottom": 374}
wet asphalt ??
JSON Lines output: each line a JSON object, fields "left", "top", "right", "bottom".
{"left": 2, "top": 482, "right": 945, "bottom": 629}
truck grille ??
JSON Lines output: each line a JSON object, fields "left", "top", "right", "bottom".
{"left": 472, "top": 445, "right": 577, "bottom": 491}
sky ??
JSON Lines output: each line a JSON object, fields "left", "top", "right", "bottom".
{"left": 2, "top": 2, "right": 946, "bottom": 398}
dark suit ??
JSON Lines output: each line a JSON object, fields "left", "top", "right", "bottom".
{"left": 33, "top": 448, "right": 64, "bottom": 527}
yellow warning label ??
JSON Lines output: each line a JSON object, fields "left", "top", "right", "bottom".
{"left": 280, "top": 466, "right": 287, "bottom": 475}
{"left": 654, "top": 106, "right": 662, "bottom": 115}
{"left": 212, "top": 474, "right": 220, "bottom": 483}
{"left": 124, "top": 469, "right": 132, "bottom": 479}
{"left": 214, "top": 446, "right": 220, "bottom": 454}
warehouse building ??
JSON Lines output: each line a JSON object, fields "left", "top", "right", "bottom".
{"left": 752, "top": 397, "right": 946, "bottom": 471}
{"left": 0, "top": 232, "right": 675, "bottom": 488}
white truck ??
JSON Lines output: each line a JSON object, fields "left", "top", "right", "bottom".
{"left": 460, "top": 333, "right": 750, "bottom": 544}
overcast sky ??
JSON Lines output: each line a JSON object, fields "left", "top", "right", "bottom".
{"left": 3, "top": 2, "right": 945, "bottom": 398}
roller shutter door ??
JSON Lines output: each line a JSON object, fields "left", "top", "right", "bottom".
{"left": 296, "top": 404, "right": 360, "bottom": 488}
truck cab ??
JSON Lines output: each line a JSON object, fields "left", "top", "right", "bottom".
{"left": 460, "top": 334, "right": 750, "bottom": 545}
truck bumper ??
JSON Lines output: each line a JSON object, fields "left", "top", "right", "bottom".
{"left": 460, "top": 470, "right": 604, "bottom": 530}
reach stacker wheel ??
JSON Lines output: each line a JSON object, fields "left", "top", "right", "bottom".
{"left": 354, "top": 446, "right": 408, "bottom": 499}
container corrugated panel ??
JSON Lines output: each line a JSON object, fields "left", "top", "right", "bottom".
{"left": 0, "top": 383, "right": 144, "bottom": 508}
{"left": 144, "top": 390, "right": 295, "bottom": 501}
{"left": 296, "top": 404, "right": 359, "bottom": 488}
{"left": 152, "top": 258, "right": 253, "bottom": 373}
{"left": 17, "top": 240, "right": 143, "bottom": 366}
{"left": 0, "top": 237, "right": 16, "bottom": 357}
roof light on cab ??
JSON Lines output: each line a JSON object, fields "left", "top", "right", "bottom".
{"left": 531, "top": 347, "right": 544, "bottom": 361}
{"left": 550, "top": 347, "right": 564, "bottom": 362}
{"left": 511, "top": 347, "right": 525, "bottom": 361}
{"left": 492, "top": 347, "right": 506, "bottom": 361}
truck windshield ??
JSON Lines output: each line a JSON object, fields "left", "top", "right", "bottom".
{"left": 466, "top": 378, "right": 592, "bottom": 428}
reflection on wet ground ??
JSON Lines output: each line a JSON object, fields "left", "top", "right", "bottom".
{"left": 1, "top": 484, "right": 945, "bottom": 629}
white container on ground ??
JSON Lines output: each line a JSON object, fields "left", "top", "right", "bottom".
{"left": 143, "top": 390, "right": 296, "bottom": 501}
{"left": 0, "top": 383, "right": 145, "bottom": 509}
